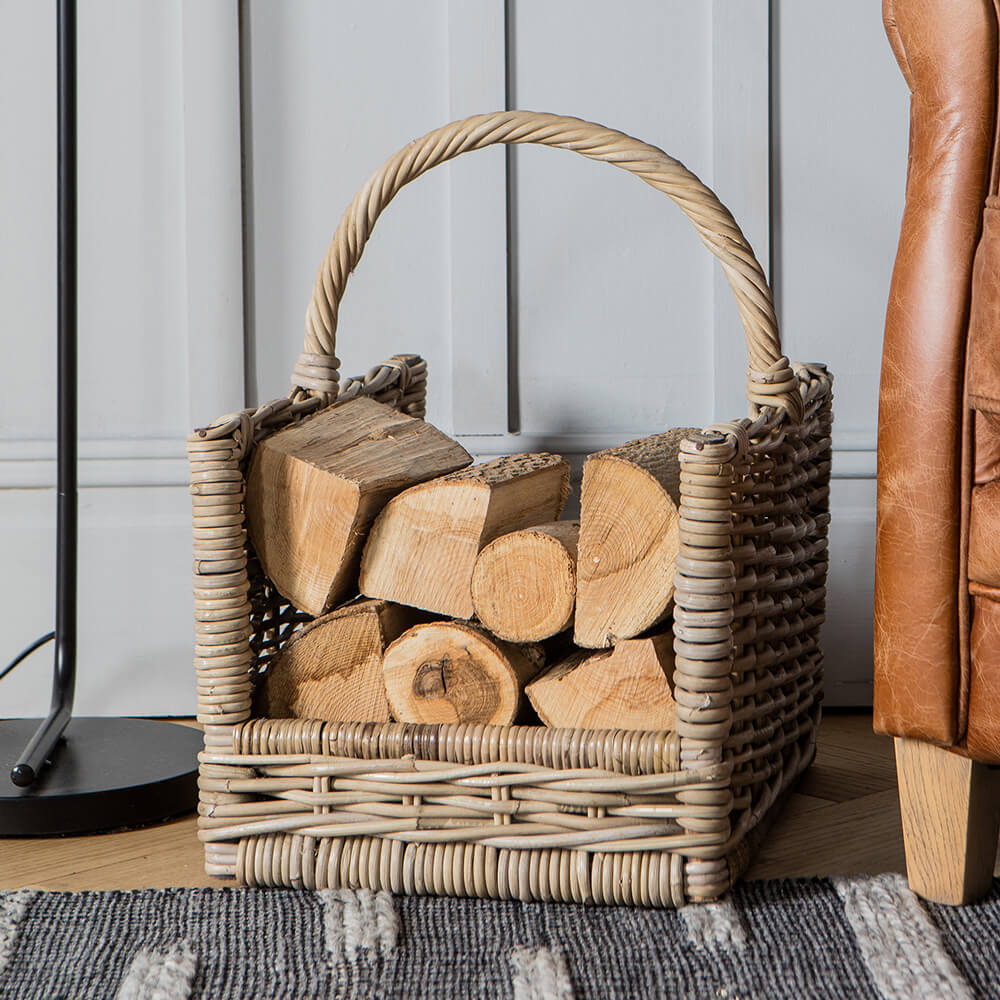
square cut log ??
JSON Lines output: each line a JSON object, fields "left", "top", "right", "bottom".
{"left": 359, "top": 453, "right": 571, "bottom": 618}
{"left": 574, "top": 428, "right": 697, "bottom": 648}
{"left": 255, "top": 598, "right": 423, "bottom": 722}
{"left": 246, "top": 396, "right": 471, "bottom": 616}
{"left": 525, "top": 632, "right": 675, "bottom": 731}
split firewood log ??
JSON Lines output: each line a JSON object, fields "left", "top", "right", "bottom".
{"left": 574, "top": 428, "right": 697, "bottom": 648}
{"left": 359, "top": 453, "right": 570, "bottom": 618}
{"left": 381, "top": 621, "right": 544, "bottom": 726}
{"left": 525, "top": 632, "right": 675, "bottom": 731}
{"left": 255, "top": 599, "right": 424, "bottom": 722}
{"left": 471, "top": 521, "right": 579, "bottom": 642}
{"left": 246, "top": 396, "right": 471, "bottom": 616}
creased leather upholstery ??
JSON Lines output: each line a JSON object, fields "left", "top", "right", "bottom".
{"left": 970, "top": 481, "right": 1000, "bottom": 588}
{"left": 874, "top": 0, "right": 997, "bottom": 745}
{"left": 967, "top": 187, "right": 1000, "bottom": 757}
{"left": 968, "top": 595, "right": 1000, "bottom": 759}
{"left": 973, "top": 410, "right": 1000, "bottom": 484}
{"left": 967, "top": 202, "right": 1000, "bottom": 412}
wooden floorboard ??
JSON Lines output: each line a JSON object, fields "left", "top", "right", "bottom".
{"left": 1, "top": 711, "right": 908, "bottom": 891}
{"left": 747, "top": 788, "right": 904, "bottom": 880}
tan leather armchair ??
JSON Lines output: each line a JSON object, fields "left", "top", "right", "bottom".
{"left": 875, "top": 0, "right": 1000, "bottom": 904}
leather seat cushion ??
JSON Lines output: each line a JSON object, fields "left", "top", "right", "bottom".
{"left": 970, "top": 480, "right": 1000, "bottom": 588}
{"left": 968, "top": 591, "right": 1000, "bottom": 761}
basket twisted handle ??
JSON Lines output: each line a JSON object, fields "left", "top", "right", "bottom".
{"left": 296, "top": 110, "right": 800, "bottom": 419}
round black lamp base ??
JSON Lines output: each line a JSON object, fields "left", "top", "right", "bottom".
{"left": 0, "top": 717, "right": 201, "bottom": 836}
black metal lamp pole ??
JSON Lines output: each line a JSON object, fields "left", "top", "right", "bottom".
{"left": 0, "top": 0, "right": 202, "bottom": 835}
{"left": 11, "top": 0, "right": 78, "bottom": 789}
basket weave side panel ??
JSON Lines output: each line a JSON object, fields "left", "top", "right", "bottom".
{"left": 722, "top": 367, "right": 832, "bottom": 893}
{"left": 198, "top": 729, "right": 730, "bottom": 910}
{"left": 673, "top": 365, "right": 833, "bottom": 900}
{"left": 190, "top": 355, "right": 428, "bottom": 876}
{"left": 231, "top": 718, "right": 682, "bottom": 774}
{"left": 237, "top": 834, "right": 689, "bottom": 907}
{"left": 671, "top": 425, "right": 742, "bottom": 901}
{"left": 198, "top": 719, "right": 727, "bottom": 903}
{"left": 197, "top": 725, "right": 729, "bottom": 858}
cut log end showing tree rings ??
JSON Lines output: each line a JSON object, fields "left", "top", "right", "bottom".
{"left": 360, "top": 453, "right": 571, "bottom": 618}
{"left": 245, "top": 396, "right": 471, "bottom": 617}
{"left": 254, "top": 599, "right": 422, "bottom": 723}
{"left": 525, "top": 633, "right": 676, "bottom": 731}
{"left": 382, "top": 622, "right": 544, "bottom": 726}
{"left": 471, "top": 521, "right": 578, "bottom": 643}
{"left": 574, "top": 428, "right": 697, "bottom": 648}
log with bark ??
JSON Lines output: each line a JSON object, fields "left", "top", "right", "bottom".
{"left": 471, "top": 521, "right": 579, "bottom": 642}
{"left": 359, "top": 453, "right": 571, "bottom": 618}
{"left": 525, "top": 632, "right": 675, "bottom": 731}
{"left": 254, "top": 599, "right": 423, "bottom": 722}
{"left": 574, "top": 428, "right": 697, "bottom": 648}
{"left": 381, "top": 621, "right": 544, "bottom": 726}
{"left": 246, "top": 396, "right": 471, "bottom": 616}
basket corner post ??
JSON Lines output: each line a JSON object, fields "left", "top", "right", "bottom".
{"left": 671, "top": 427, "right": 746, "bottom": 902}
{"left": 188, "top": 418, "right": 255, "bottom": 883}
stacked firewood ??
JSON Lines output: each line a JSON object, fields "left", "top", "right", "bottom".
{"left": 247, "top": 396, "right": 689, "bottom": 732}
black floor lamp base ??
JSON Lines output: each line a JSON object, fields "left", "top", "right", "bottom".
{"left": 0, "top": 718, "right": 202, "bottom": 836}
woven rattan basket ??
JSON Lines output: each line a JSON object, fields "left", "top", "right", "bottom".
{"left": 188, "top": 111, "right": 833, "bottom": 906}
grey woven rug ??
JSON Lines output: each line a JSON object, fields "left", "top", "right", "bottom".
{"left": 1, "top": 875, "right": 998, "bottom": 999}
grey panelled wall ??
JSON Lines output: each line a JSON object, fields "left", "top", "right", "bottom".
{"left": 773, "top": 0, "right": 908, "bottom": 703}
{"left": 0, "top": 0, "right": 244, "bottom": 716}
{"left": 0, "top": 0, "right": 907, "bottom": 713}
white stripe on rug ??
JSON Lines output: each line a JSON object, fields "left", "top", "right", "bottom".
{"left": 116, "top": 940, "right": 198, "bottom": 1000}
{"left": 832, "top": 874, "right": 974, "bottom": 1000}
{"left": 320, "top": 889, "right": 398, "bottom": 962}
{"left": 679, "top": 899, "right": 747, "bottom": 952}
{"left": 0, "top": 891, "right": 36, "bottom": 976}
{"left": 510, "top": 945, "right": 574, "bottom": 1000}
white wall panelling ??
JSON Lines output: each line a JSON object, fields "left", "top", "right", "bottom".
{"left": 772, "top": 0, "right": 907, "bottom": 701}
{"left": 180, "top": 0, "right": 246, "bottom": 427}
{"left": 507, "top": 0, "right": 715, "bottom": 441}
{"left": 0, "top": 0, "right": 245, "bottom": 715}
{"left": 823, "top": 479, "right": 878, "bottom": 705}
{"left": 448, "top": 0, "right": 510, "bottom": 435}
{"left": 711, "top": 1, "right": 771, "bottom": 420}
{"left": 244, "top": 0, "right": 453, "bottom": 420}
{"left": 0, "top": 2, "right": 911, "bottom": 711}
{"left": 773, "top": 0, "right": 906, "bottom": 474}
{"left": 0, "top": 488, "right": 197, "bottom": 717}
{"left": 0, "top": 439, "right": 188, "bottom": 490}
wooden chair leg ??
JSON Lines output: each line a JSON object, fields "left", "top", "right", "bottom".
{"left": 895, "top": 737, "right": 1000, "bottom": 904}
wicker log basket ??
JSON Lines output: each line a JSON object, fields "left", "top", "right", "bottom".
{"left": 188, "top": 111, "right": 833, "bottom": 907}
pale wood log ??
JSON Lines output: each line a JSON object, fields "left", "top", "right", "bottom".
{"left": 359, "top": 453, "right": 571, "bottom": 618}
{"left": 255, "top": 599, "right": 423, "bottom": 722}
{"left": 381, "top": 621, "right": 544, "bottom": 726}
{"left": 525, "top": 632, "right": 675, "bottom": 731}
{"left": 471, "top": 521, "right": 579, "bottom": 643}
{"left": 574, "top": 428, "right": 697, "bottom": 648}
{"left": 895, "top": 736, "right": 1000, "bottom": 905}
{"left": 246, "top": 397, "right": 471, "bottom": 616}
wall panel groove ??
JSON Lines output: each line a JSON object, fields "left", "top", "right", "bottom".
{"left": 711, "top": 0, "right": 771, "bottom": 422}
{"left": 448, "top": 0, "right": 510, "bottom": 435}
